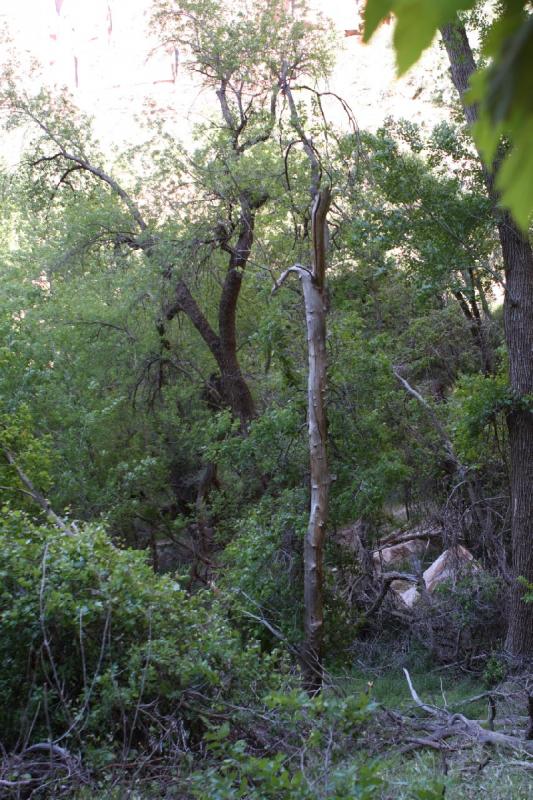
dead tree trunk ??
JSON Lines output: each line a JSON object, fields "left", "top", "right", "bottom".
{"left": 274, "top": 187, "right": 332, "bottom": 691}
{"left": 441, "top": 21, "right": 533, "bottom": 661}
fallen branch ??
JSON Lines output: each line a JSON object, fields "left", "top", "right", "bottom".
{"left": 400, "top": 733, "right": 461, "bottom": 753}
{"left": 0, "top": 741, "right": 81, "bottom": 792}
{"left": 403, "top": 669, "right": 442, "bottom": 717}
{"left": 378, "top": 525, "right": 442, "bottom": 549}
{"left": 403, "top": 669, "right": 533, "bottom": 756}
{"left": 0, "top": 777, "right": 33, "bottom": 788}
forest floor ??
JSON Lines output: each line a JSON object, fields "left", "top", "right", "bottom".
{"left": 341, "top": 663, "right": 533, "bottom": 799}
{"left": 46, "top": 662, "right": 533, "bottom": 799}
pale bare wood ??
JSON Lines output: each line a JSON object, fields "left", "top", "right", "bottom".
{"left": 403, "top": 669, "right": 533, "bottom": 756}
{"left": 2, "top": 447, "right": 76, "bottom": 534}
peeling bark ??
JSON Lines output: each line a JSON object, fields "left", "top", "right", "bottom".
{"left": 274, "top": 187, "right": 332, "bottom": 690}
{"left": 300, "top": 270, "right": 329, "bottom": 688}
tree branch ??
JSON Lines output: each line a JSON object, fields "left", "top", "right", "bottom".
{"left": 403, "top": 669, "right": 533, "bottom": 755}
{"left": 165, "top": 280, "right": 222, "bottom": 362}
{"left": 1, "top": 447, "right": 76, "bottom": 534}
{"left": 280, "top": 61, "right": 321, "bottom": 198}
{"left": 23, "top": 107, "right": 148, "bottom": 232}
{"left": 271, "top": 264, "right": 311, "bottom": 294}
{"left": 392, "top": 368, "right": 456, "bottom": 462}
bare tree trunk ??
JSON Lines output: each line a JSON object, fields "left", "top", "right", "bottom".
{"left": 503, "top": 228, "right": 533, "bottom": 660}
{"left": 274, "top": 188, "right": 332, "bottom": 690}
{"left": 300, "top": 270, "right": 329, "bottom": 687}
{"left": 441, "top": 21, "right": 533, "bottom": 661}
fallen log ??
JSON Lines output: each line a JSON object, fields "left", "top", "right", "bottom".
{"left": 403, "top": 669, "right": 533, "bottom": 757}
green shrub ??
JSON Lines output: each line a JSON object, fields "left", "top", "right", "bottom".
{"left": 189, "top": 691, "right": 382, "bottom": 800}
{"left": 482, "top": 654, "right": 506, "bottom": 688}
{"left": 0, "top": 510, "right": 277, "bottom": 757}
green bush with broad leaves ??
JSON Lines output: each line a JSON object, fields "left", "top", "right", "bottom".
{"left": 189, "top": 690, "right": 382, "bottom": 800}
{"left": 449, "top": 368, "right": 533, "bottom": 467}
{"left": 0, "top": 512, "right": 279, "bottom": 758}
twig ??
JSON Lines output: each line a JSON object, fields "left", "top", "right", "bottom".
{"left": 403, "top": 669, "right": 442, "bottom": 717}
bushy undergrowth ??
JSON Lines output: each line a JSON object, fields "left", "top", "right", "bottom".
{"left": 0, "top": 510, "right": 279, "bottom": 761}
{"left": 0, "top": 511, "right": 395, "bottom": 799}
{"left": 188, "top": 691, "right": 382, "bottom": 800}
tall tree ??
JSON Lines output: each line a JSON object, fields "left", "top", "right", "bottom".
{"left": 363, "top": 0, "right": 533, "bottom": 661}
{"left": 273, "top": 66, "right": 332, "bottom": 690}
{"left": 274, "top": 187, "right": 331, "bottom": 690}
{"left": 363, "top": 0, "right": 533, "bottom": 229}
{"left": 2, "top": 1, "right": 331, "bottom": 428}
{"left": 440, "top": 20, "right": 533, "bottom": 661}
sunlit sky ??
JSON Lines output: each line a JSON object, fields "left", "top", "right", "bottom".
{"left": 1, "top": 0, "right": 448, "bottom": 150}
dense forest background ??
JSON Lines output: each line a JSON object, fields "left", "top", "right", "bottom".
{"left": 0, "top": 1, "right": 532, "bottom": 798}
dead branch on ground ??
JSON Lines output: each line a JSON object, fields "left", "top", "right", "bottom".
{"left": 399, "top": 668, "right": 533, "bottom": 757}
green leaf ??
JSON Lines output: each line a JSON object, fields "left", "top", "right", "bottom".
{"left": 496, "top": 116, "right": 533, "bottom": 230}
{"left": 364, "top": 0, "right": 477, "bottom": 73}
{"left": 362, "top": 0, "right": 394, "bottom": 42}
{"left": 394, "top": 0, "right": 476, "bottom": 75}
{"left": 471, "top": 112, "right": 504, "bottom": 164}
{"left": 393, "top": 0, "right": 440, "bottom": 75}
{"left": 365, "top": 0, "right": 533, "bottom": 228}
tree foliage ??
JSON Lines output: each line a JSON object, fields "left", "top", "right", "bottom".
{"left": 363, "top": 0, "right": 533, "bottom": 229}
{"left": 0, "top": 0, "right": 530, "bottom": 795}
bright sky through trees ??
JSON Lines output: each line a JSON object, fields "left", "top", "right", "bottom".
{"left": 1, "top": 0, "right": 449, "bottom": 149}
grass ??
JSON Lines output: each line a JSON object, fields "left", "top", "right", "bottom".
{"left": 335, "top": 657, "right": 488, "bottom": 718}
{"left": 379, "top": 749, "right": 533, "bottom": 800}
{"left": 335, "top": 659, "right": 533, "bottom": 799}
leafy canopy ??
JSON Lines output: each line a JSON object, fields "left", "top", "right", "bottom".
{"left": 363, "top": 0, "right": 533, "bottom": 230}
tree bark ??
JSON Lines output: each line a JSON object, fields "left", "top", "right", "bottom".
{"left": 303, "top": 189, "right": 332, "bottom": 690}
{"left": 217, "top": 193, "right": 261, "bottom": 425}
{"left": 441, "top": 21, "right": 533, "bottom": 660}
{"left": 163, "top": 194, "right": 260, "bottom": 427}
{"left": 300, "top": 273, "right": 328, "bottom": 689}
{"left": 274, "top": 187, "right": 332, "bottom": 690}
